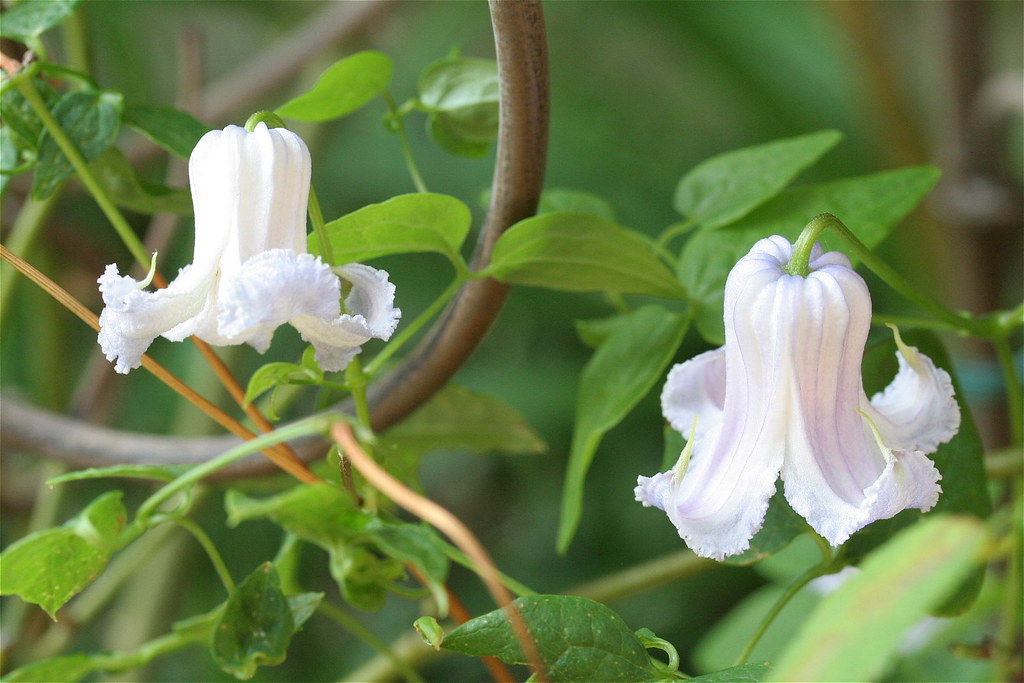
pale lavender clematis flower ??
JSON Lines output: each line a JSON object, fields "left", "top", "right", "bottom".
{"left": 635, "top": 235, "right": 959, "bottom": 560}
{"left": 97, "top": 123, "right": 399, "bottom": 373}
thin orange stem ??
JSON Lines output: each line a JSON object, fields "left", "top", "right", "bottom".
{"left": 0, "top": 245, "right": 319, "bottom": 484}
{"left": 332, "top": 422, "right": 547, "bottom": 681}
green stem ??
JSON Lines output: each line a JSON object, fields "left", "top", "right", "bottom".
{"left": 993, "top": 337, "right": 1023, "bottom": 446}
{"left": 654, "top": 218, "right": 695, "bottom": 251}
{"left": 383, "top": 92, "right": 428, "bottom": 194}
{"left": 997, "top": 486, "right": 1022, "bottom": 681}
{"left": 173, "top": 517, "right": 236, "bottom": 593}
{"left": 15, "top": 73, "right": 152, "bottom": 269}
{"left": 363, "top": 275, "right": 464, "bottom": 377}
{"left": 810, "top": 213, "right": 981, "bottom": 335}
{"left": 784, "top": 213, "right": 832, "bottom": 277}
{"left": 734, "top": 562, "right": 829, "bottom": 666}
{"left": 135, "top": 415, "right": 333, "bottom": 524}
{"left": 318, "top": 601, "right": 426, "bottom": 683}
{"left": 346, "top": 357, "right": 372, "bottom": 430}
{"left": 871, "top": 313, "right": 963, "bottom": 334}
{"left": 308, "top": 186, "right": 335, "bottom": 265}
{"left": 87, "top": 629, "right": 206, "bottom": 674}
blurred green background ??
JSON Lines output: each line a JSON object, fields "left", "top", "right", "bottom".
{"left": 2, "top": 2, "right": 1020, "bottom": 681}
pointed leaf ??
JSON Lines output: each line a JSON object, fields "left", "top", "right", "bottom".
{"left": 311, "top": 193, "right": 471, "bottom": 269}
{"left": 485, "top": 213, "right": 687, "bottom": 300}
{"left": 277, "top": 51, "right": 392, "bottom": 122}
{"left": 674, "top": 130, "right": 842, "bottom": 229}
{"left": 0, "top": 491, "right": 126, "bottom": 618}
{"left": 558, "top": 305, "right": 689, "bottom": 553}
{"left": 212, "top": 563, "right": 296, "bottom": 680}
{"left": 443, "top": 595, "right": 663, "bottom": 682}
{"left": 122, "top": 104, "right": 209, "bottom": 159}
{"left": 770, "top": 515, "right": 986, "bottom": 682}
{"left": 89, "top": 148, "right": 193, "bottom": 215}
{"left": 419, "top": 56, "right": 499, "bottom": 157}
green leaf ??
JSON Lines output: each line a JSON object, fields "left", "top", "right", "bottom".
{"left": 364, "top": 520, "right": 450, "bottom": 615}
{"left": 1, "top": 80, "right": 59, "bottom": 148}
{"left": 311, "top": 193, "right": 471, "bottom": 269}
{"left": 47, "top": 463, "right": 192, "bottom": 485}
{"left": 0, "top": 654, "right": 94, "bottom": 683}
{"left": 122, "top": 103, "right": 209, "bottom": 159}
{"left": 443, "top": 595, "right": 663, "bottom": 681}
{"left": 89, "top": 148, "right": 193, "bottom": 215}
{"left": 243, "top": 360, "right": 322, "bottom": 419}
{"left": 212, "top": 563, "right": 296, "bottom": 680}
{"left": 380, "top": 383, "right": 546, "bottom": 456}
{"left": 277, "top": 51, "right": 392, "bottom": 122}
{"left": 720, "top": 492, "right": 808, "bottom": 566}
{"left": 770, "top": 514, "right": 987, "bottom": 682}
{"left": 0, "top": 491, "right": 126, "bottom": 618}
{"left": 286, "top": 592, "right": 323, "bottom": 629}
{"left": 484, "top": 213, "right": 687, "bottom": 300}
{"left": 0, "top": 0, "right": 80, "bottom": 42}
{"left": 0, "top": 127, "right": 19, "bottom": 194}
{"left": 691, "top": 664, "right": 770, "bottom": 682}
{"left": 33, "top": 89, "right": 123, "bottom": 199}
{"left": 418, "top": 56, "right": 499, "bottom": 157}
{"left": 538, "top": 188, "right": 617, "bottom": 222}
{"left": 679, "top": 166, "right": 941, "bottom": 344}
{"left": 574, "top": 313, "right": 630, "bottom": 349}
{"left": 844, "top": 329, "right": 990, "bottom": 615}
{"left": 558, "top": 305, "right": 690, "bottom": 553}
{"left": 674, "top": 130, "right": 842, "bottom": 229}
{"left": 226, "top": 484, "right": 361, "bottom": 548}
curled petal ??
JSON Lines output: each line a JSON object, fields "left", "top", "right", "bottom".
{"left": 97, "top": 262, "right": 214, "bottom": 373}
{"left": 336, "top": 263, "right": 401, "bottom": 341}
{"left": 864, "top": 326, "right": 960, "bottom": 453}
{"left": 661, "top": 347, "right": 725, "bottom": 437}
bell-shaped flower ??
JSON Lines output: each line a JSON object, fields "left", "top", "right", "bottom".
{"left": 635, "top": 235, "right": 959, "bottom": 560}
{"left": 98, "top": 123, "right": 400, "bottom": 374}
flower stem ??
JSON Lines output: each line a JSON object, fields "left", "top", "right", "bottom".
{"left": 993, "top": 337, "right": 1024, "bottom": 446}
{"left": 345, "top": 357, "right": 373, "bottom": 430}
{"left": 734, "top": 561, "right": 829, "bottom": 666}
{"left": 384, "top": 91, "right": 428, "bottom": 193}
{"left": 0, "top": 191, "right": 61, "bottom": 320}
{"left": 308, "top": 186, "right": 335, "bottom": 265}
{"left": 173, "top": 517, "right": 236, "bottom": 593}
{"left": 784, "top": 213, "right": 833, "bottom": 277}
{"left": 15, "top": 73, "right": 152, "bottom": 269}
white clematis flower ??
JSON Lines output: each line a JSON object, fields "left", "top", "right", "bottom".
{"left": 98, "top": 123, "right": 400, "bottom": 374}
{"left": 635, "top": 235, "right": 959, "bottom": 560}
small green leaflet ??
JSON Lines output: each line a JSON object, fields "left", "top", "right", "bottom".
{"left": 277, "top": 51, "right": 392, "bottom": 122}
{"left": 122, "top": 104, "right": 210, "bottom": 159}
{"left": 0, "top": 491, "right": 126, "bottom": 618}
{"left": 0, "top": 0, "right": 80, "bottom": 42}
{"left": 418, "top": 55, "right": 499, "bottom": 158}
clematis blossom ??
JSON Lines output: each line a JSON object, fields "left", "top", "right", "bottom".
{"left": 635, "top": 235, "right": 959, "bottom": 560}
{"left": 98, "top": 123, "right": 399, "bottom": 374}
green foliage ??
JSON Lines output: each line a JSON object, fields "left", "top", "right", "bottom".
{"left": 212, "top": 563, "right": 296, "bottom": 680}
{"left": 558, "top": 305, "right": 690, "bottom": 553}
{"left": 225, "top": 484, "right": 449, "bottom": 614}
{"left": 680, "top": 166, "right": 941, "bottom": 344}
{"left": 0, "top": 491, "right": 126, "bottom": 618}
{"left": 690, "top": 664, "right": 770, "bottom": 681}
{"left": 674, "top": 130, "right": 842, "bottom": 230}
{"left": 33, "top": 89, "right": 123, "bottom": 199}
{"left": 484, "top": 212, "right": 687, "bottom": 300}
{"left": 310, "top": 192, "right": 471, "bottom": 270}
{"left": 122, "top": 103, "right": 210, "bottom": 159}
{"left": 90, "top": 148, "right": 193, "bottom": 215}
{"left": 0, "top": 654, "right": 94, "bottom": 683}
{"left": 276, "top": 51, "right": 393, "bottom": 122}
{"left": 418, "top": 55, "right": 499, "bottom": 157}
{"left": 770, "top": 515, "right": 987, "bottom": 681}
{"left": 442, "top": 595, "right": 669, "bottom": 681}
{"left": 0, "top": 0, "right": 79, "bottom": 42}
{"left": 721, "top": 493, "right": 808, "bottom": 566}
{"left": 243, "top": 347, "right": 325, "bottom": 420}
{"left": 380, "top": 383, "right": 546, "bottom": 457}
{"left": 537, "top": 188, "right": 618, "bottom": 221}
